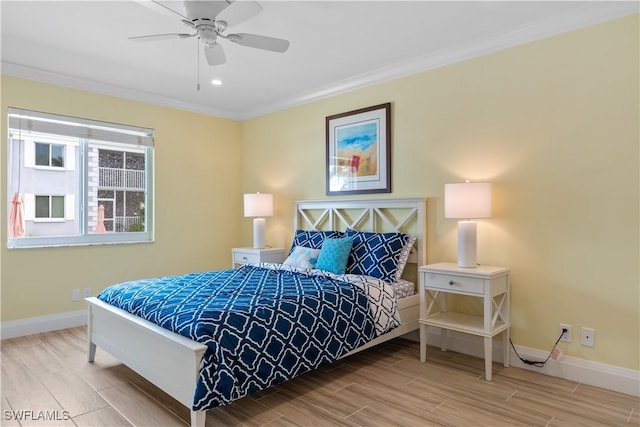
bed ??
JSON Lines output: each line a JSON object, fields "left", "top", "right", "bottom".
{"left": 85, "top": 197, "right": 426, "bottom": 427}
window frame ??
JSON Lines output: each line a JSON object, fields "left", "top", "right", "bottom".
{"left": 7, "top": 108, "right": 155, "bottom": 249}
{"left": 34, "top": 194, "right": 65, "bottom": 220}
{"left": 35, "top": 141, "right": 66, "bottom": 169}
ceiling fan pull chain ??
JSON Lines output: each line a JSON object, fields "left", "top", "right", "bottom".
{"left": 196, "top": 37, "right": 201, "bottom": 91}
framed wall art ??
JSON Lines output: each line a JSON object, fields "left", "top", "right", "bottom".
{"left": 326, "top": 103, "right": 391, "bottom": 196}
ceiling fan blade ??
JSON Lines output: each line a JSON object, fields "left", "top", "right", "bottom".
{"left": 204, "top": 43, "right": 227, "bottom": 66}
{"left": 228, "top": 33, "right": 289, "bottom": 53}
{"left": 129, "top": 33, "right": 192, "bottom": 42}
{"left": 134, "top": 0, "right": 188, "bottom": 20}
{"left": 217, "top": 1, "right": 263, "bottom": 27}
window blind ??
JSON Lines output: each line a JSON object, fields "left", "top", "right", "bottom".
{"left": 8, "top": 108, "right": 154, "bottom": 147}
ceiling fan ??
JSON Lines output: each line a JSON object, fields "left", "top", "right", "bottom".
{"left": 130, "top": 0, "right": 290, "bottom": 66}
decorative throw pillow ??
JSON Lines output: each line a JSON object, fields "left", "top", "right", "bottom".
{"left": 288, "top": 230, "right": 344, "bottom": 254}
{"left": 316, "top": 237, "right": 354, "bottom": 275}
{"left": 344, "top": 229, "right": 416, "bottom": 283}
{"left": 283, "top": 246, "right": 321, "bottom": 269}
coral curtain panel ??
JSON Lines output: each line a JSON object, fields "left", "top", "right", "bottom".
{"left": 95, "top": 204, "right": 106, "bottom": 233}
{"left": 9, "top": 192, "right": 25, "bottom": 238}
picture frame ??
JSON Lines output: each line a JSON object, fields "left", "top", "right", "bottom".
{"left": 326, "top": 103, "right": 391, "bottom": 196}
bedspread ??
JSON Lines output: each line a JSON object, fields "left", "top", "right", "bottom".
{"left": 97, "top": 264, "right": 400, "bottom": 410}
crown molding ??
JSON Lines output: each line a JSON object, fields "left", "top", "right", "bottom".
{"left": 0, "top": 62, "right": 243, "bottom": 121}
{"left": 240, "top": 4, "right": 639, "bottom": 120}
{"left": 2, "top": 3, "right": 637, "bottom": 122}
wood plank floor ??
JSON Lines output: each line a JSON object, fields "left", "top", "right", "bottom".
{"left": 1, "top": 327, "right": 638, "bottom": 426}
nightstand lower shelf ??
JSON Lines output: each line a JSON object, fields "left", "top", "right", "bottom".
{"left": 420, "top": 312, "right": 510, "bottom": 337}
{"left": 419, "top": 319, "right": 510, "bottom": 382}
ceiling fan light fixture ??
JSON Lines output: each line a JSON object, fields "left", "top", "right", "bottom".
{"left": 215, "top": 21, "right": 228, "bottom": 32}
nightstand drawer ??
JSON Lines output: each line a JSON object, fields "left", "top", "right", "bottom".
{"left": 233, "top": 251, "right": 261, "bottom": 264}
{"left": 425, "top": 272, "right": 484, "bottom": 295}
{"left": 232, "top": 248, "right": 285, "bottom": 268}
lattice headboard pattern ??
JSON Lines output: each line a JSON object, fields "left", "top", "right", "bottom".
{"left": 293, "top": 198, "right": 427, "bottom": 281}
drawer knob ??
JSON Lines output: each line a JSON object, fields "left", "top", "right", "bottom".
{"left": 448, "top": 280, "right": 455, "bottom": 286}
{"left": 242, "top": 256, "right": 248, "bottom": 260}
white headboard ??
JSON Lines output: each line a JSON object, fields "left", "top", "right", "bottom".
{"left": 293, "top": 198, "right": 427, "bottom": 270}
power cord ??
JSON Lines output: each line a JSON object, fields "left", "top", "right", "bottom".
{"left": 509, "top": 328, "right": 566, "bottom": 367}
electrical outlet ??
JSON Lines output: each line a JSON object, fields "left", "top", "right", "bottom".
{"left": 83, "top": 288, "right": 92, "bottom": 298}
{"left": 559, "top": 324, "right": 572, "bottom": 343}
{"left": 581, "top": 327, "right": 595, "bottom": 347}
{"left": 71, "top": 289, "right": 81, "bottom": 302}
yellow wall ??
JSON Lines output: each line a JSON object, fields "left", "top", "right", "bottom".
{"left": 1, "top": 15, "right": 637, "bottom": 372}
{"left": 241, "top": 15, "right": 639, "bottom": 370}
{"left": 0, "top": 77, "right": 242, "bottom": 321}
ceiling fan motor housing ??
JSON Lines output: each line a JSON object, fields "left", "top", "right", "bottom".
{"left": 184, "top": 1, "right": 230, "bottom": 21}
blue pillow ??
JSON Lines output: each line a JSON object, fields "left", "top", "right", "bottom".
{"left": 344, "top": 229, "right": 416, "bottom": 282}
{"left": 288, "top": 230, "right": 345, "bottom": 254}
{"left": 316, "top": 237, "right": 354, "bottom": 275}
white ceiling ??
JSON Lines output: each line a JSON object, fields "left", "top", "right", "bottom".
{"left": 1, "top": 1, "right": 637, "bottom": 120}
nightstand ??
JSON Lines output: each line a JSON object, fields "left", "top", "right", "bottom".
{"left": 231, "top": 247, "right": 285, "bottom": 268}
{"left": 418, "top": 262, "right": 510, "bottom": 381}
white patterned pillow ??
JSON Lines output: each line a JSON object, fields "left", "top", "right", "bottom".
{"left": 283, "top": 246, "right": 321, "bottom": 269}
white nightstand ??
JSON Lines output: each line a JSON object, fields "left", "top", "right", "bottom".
{"left": 232, "top": 247, "right": 285, "bottom": 268}
{"left": 418, "top": 262, "right": 511, "bottom": 381}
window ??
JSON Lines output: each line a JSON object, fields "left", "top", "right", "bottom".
{"left": 7, "top": 108, "right": 154, "bottom": 248}
{"left": 35, "top": 195, "right": 65, "bottom": 219}
{"left": 35, "top": 142, "right": 65, "bottom": 168}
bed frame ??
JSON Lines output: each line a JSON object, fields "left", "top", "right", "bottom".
{"left": 86, "top": 198, "right": 426, "bottom": 427}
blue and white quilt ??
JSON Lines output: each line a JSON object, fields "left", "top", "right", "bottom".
{"left": 97, "top": 264, "right": 400, "bottom": 410}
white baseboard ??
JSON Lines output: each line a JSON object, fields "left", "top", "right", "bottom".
{"left": 2, "top": 312, "right": 638, "bottom": 397}
{"left": 418, "top": 329, "right": 639, "bottom": 397}
{"left": 0, "top": 310, "right": 87, "bottom": 339}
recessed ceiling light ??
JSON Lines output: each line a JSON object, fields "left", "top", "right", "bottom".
{"left": 211, "top": 79, "right": 223, "bottom": 86}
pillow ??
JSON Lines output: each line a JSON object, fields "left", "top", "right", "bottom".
{"left": 315, "top": 237, "right": 354, "bottom": 275}
{"left": 393, "top": 278, "right": 416, "bottom": 299}
{"left": 283, "top": 246, "right": 321, "bottom": 269}
{"left": 288, "top": 230, "right": 344, "bottom": 254}
{"left": 344, "top": 229, "right": 416, "bottom": 283}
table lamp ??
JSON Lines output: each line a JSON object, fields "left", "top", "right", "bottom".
{"left": 244, "top": 193, "right": 273, "bottom": 249}
{"left": 444, "top": 181, "right": 492, "bottom": 268}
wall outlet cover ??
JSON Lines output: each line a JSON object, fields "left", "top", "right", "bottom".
{"left": 581, "top": 327, "right": 595, "bottom": 347}
{"left": 560, "top": 324, "right": 572, "bottom": 343}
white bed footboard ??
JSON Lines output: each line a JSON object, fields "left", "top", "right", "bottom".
{"left": 86, "top": 297, "right": 208, "bottom": 427}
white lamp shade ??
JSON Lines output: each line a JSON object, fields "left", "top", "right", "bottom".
{"left": 444, "top": 182, "right": 492, "bottom": 219}
{"left": 244, "top": 193, "right": 273, "bottom": 217}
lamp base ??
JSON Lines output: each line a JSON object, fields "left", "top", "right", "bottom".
{"left": 253, "top": 217, "right": 266, "bottom": 249}
{"left": 457, "top": 221, "right": 477, "bottom": 268}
